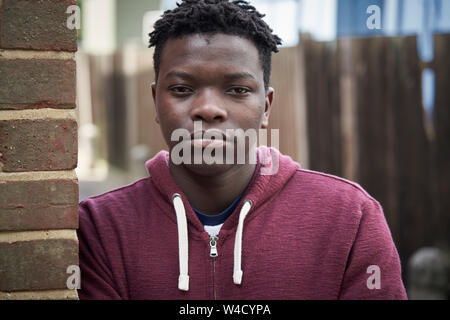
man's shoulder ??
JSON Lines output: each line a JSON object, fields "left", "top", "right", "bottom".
{"left": 78, "top": 176, "right": 158, "bottom": 224}
{"left": 79, "top": 176, "right": 151, "bottom": 205}
{"left": 289, "top": 168, "right": 379, "bottom": 207}
{"left": 281, "top": 168, "right": 385, "bottom": 233}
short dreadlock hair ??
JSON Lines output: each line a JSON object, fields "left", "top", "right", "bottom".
{"left": 149, "top": 0, "right": 282, "bottom": 91}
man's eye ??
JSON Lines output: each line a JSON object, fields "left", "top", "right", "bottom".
{"left": 170, "top": 86, "right": 193, "bottom": 94}
{"left": 229, "top": 87, "right": 250, "bottom": 95}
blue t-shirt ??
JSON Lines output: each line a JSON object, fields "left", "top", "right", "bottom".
{"left": 192, "top": 195, "right": 242, "bottom": 228}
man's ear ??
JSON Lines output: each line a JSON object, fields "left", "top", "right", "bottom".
{"left": 261, "top": 87, "right": 274, "bottom": 129}
{"left": 151, "top": 82, "right": 160, "bottom": 124}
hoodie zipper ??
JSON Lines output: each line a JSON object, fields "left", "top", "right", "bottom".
{"left": 209, "top": 235, "right": 218, "bottom": 300}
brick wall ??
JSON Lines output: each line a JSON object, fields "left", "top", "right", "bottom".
{"left": 0, "top": 0, "right": 79, "bottom": 300}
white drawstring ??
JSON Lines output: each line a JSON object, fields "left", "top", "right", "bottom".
{"left": 172, "top": 194, "right": 253, "bottom": 290}
{"left": 233, "top": 200, "right": 253, "bottom": 285}
{"left": 172, "top": 193, "right": 189, "bottom": 291}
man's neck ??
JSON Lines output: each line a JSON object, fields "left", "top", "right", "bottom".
{"left": 169, "top": 162, "right": 256, "bottom": 215}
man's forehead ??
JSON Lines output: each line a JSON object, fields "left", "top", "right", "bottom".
{"left": 170, "top": 32, "right": 252, "bottom": 45}
{"left": 159, "top": 33, "right": 262, "bottom": 73}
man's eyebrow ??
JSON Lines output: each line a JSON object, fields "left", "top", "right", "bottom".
{"left": 224, "top": 72, "right": 256, "bottom": 81}
{"left": 165, "top": 71, "right": 194, "bottom": 80}
{"left": 165, "top": 71, "right": 256, "bottom": 81}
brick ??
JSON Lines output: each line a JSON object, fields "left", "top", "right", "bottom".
{"left": 0, "top": 179, "right": 78, "bottom": 231}
{"left": 0, "top": 59, "right": 76, "bottom": 110}
{"left": 0, "top": 119, "right": 77, "bottom": 172}
{"left": 0, "top": 0, "right": 77, "bottom": 51}
{"left": 0, "top": 238, "right": 78, "bottom": 291}
{"left": 0, "top": 289, "right": 78, "bottom": 300}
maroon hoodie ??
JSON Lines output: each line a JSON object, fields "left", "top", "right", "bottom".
{"left": 77, "top": 147, "right": 407, "bottom": 299}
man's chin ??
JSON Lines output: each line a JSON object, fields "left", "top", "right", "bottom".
{"left": 168, "top": 142, "right": 258, "bottom": 176}
{"left": 179, "top": 162, "right": 237, "bottom": 177}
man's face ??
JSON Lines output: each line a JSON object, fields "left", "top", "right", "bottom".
{"left": 152, "top": 33, "right": 273, "bottom": 175}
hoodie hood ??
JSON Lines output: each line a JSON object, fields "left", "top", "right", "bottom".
{"left": 145, "top": 146, "right": 300, "bottom": 291}
{"left": 78, "top": 146, "right": 407, "bottom": 298}
{"left": 145, "top": 146, "right": 299, "bottom": 230}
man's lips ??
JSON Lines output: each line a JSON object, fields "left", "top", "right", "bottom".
{"left": 191, "top": 139, "right": 225, "bottom": 149}
{"left": 190, "top": 129, "right": 230, "bottom": 148}
{"left": 190, "top": 129, "right": 229, "bottom": 140}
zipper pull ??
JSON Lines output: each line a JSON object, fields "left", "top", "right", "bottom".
{"left": 209, "top": 236, "right": 218, "bottom": 258}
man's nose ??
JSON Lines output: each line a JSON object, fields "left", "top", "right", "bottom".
{"left": 190, "top": 89, "right": 228, "bottom": 123}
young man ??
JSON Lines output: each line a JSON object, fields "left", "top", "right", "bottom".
{"left": 77, "top": 0, "right": 407, "bottom": 299}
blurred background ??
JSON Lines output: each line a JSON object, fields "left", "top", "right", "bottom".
{"left": 74, "top": 0, "right": 450, "bottom": 299}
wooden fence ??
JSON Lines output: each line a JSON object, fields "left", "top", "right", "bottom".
{"left": 294, "top": 34, "right": 450, "bottom": 283}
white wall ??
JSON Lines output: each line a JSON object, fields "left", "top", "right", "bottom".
{"left": 82, "top": 0, "right": 117, "bottom": 54}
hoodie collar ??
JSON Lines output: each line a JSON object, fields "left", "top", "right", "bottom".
{"left": 147, "top": 147, "right": 300, "bottom": 291}
{"left": 145, "top": 146, "right": 300, "bottom": 232}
